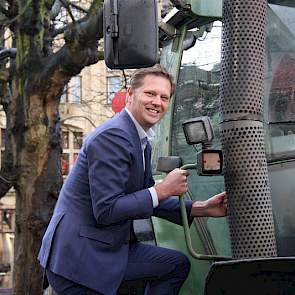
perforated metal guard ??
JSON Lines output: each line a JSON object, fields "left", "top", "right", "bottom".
{"left": 221, "top": 121, "right": 277, "bottom": 258}
{"left": 220, "top": 1, "right": 266, "bottom": 122}
{"left": 220, "top": 0, "right": 277, "bottom": 258}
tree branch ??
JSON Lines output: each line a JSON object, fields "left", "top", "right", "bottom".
{"left": 88, "top": 0, "right": 103, "bottom": 16}
{"left": 50, "top": 0, "right": 88, "bottom": 22}
{"left": 65, "top": 7, "right": 103, "bottom": 46}
{"left": 51, "top": 17, "right": 86, "bottom": 39}
{"left": 2, "top": 0, "right": 32, "bottom": 25}
{"left": 61, "top": 115, "right": 96, "bottom": 128}
{"left": 39, "top": 8, "right": 104, "bottom": 83}
{"left": 51, "top": 26, "right": 67, "bottom": 38}
{"left": 0, "top": 171, "right": 15, "bottom": 198}
{"left": 50, "top": 0, "right": 90, "bottom": 38}
{"left": 59, "top": 0, "right": 75, "bottom": 23}
{"left": 0, "top": 48, "right": 17, "bottom": 60}
{"left": 69, "top": 1, "right": 88, "bottom": 14}
{"left": 0, "top": 4, "right": 10, "bottom": 18}
{"left": 50, "top": 0, "right": 63, "bottom": 20}
{"left": 0, "top": 80, "right": 16, "bottom": 197}
{"left": 0, "top": 68, "right": 10, "bottom": 82}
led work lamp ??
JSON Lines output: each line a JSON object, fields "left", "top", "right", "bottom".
{"left": 182, "top": 116, "right": 223, "bottom": 176}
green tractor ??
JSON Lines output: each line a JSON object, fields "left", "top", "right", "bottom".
{"left": 105, "top": 1, "right": 295, "bottom": 294}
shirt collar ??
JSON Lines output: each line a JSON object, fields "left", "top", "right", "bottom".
{"left": 124, "top": 108, "right": 155, "bottom": 142}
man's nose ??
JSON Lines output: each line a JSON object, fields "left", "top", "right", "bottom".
{"left": 152, "top": 95, "right": 161, "bottom": 105}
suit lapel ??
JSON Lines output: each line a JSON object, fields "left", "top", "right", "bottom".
{"left": 119, "top": 110, "right": 145, "bottom": 187}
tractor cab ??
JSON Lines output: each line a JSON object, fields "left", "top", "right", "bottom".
{"left": 104, "top": 1, "right": 295, "bottom": 294}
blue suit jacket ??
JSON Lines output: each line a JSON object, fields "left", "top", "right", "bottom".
{"left": 38, "top": 109, "right": 193, "bottom": 295}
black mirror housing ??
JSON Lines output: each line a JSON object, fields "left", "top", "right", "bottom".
{"left": 103, "top": 0, "right": 159, "bottom": 69}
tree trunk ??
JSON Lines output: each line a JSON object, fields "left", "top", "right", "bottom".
{"left": 1, "top": 1, "right": 104, "bottom": 293}
{"left": 12, "top": 81, "right": 63, "bottom": 294}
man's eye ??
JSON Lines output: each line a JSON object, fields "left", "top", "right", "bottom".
{"left": 146, "top": 92, "right": 154, "bottom": 96}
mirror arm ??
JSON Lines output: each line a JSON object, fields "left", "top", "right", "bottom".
{"left": 109, "top": 0, "right": 119, "bottom": 64}
{"left": 110, "top": 0, "right": 119, "bottom": 38}
{"left": 159, "top": 21, "right": 177, "bottom": 38}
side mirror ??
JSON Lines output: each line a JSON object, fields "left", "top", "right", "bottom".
{"left": 103, "top": 0, "right": 159, "bottom": 69}
{"left": 157, "top": 156, "right": 182, "bottom": 173}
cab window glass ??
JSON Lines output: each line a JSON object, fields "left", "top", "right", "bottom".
{"left": 266, "top": 4, "right": 295, "bottom": 160}
{"left": 171, "top": 21, "right": 224, "bottom": 198}
{"left": 171, "top": 22, "right": 222, "bottom": 164}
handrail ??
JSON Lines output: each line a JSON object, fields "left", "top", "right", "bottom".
{"left": 179, "top": 164, "right": 232, "bottom": 261}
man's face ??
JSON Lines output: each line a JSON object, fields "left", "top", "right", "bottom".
{"left": 126, "top": 74, "right": 171, "bottom": 131}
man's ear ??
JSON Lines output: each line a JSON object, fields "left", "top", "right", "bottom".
{"left": 126, "top": 87, "right": 133, "bottom": 104}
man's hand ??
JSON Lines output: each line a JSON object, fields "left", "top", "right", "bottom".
{"left": 191, "top": 192, "right": 228, "bottom": 217}
{"left": 154, "top": 168, "right": 189, "bottom": 201}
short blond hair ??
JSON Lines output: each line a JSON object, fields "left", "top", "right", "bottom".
{"left": 129, "top": 64, "right": 175, "bottom": 95}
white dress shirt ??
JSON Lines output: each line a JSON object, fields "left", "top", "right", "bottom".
{"left": 125, "top": 108, "right": 159, "bottom": 208}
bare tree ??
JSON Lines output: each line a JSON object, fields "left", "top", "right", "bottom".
{"left": 0, "top": 1, "right": 105, "bottom": 293}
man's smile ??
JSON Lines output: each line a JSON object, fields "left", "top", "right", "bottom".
{"left": 146, "top": 108, "right": 160, "bottom": 114}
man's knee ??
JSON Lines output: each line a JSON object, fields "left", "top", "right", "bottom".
{"left": 174, "top": 252, "right": 191, "bottom": 280}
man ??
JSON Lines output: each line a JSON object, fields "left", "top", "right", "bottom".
{"left": 38, "top": 65, "right": 227, "bottom": 295}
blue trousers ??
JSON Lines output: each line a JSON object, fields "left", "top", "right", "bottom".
{"left": 46, "top": 242, "right": 191, "bottom": 295}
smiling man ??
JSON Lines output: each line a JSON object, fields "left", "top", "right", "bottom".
{"left": 38, "top": 65, "right": 227, "bottom": 295}
{"left": 126, "top": 72, "right": 170, "bottom": 130}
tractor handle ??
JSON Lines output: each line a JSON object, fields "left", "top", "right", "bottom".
{"left": 179, "top": 164, "right": 232, "bottom": 261}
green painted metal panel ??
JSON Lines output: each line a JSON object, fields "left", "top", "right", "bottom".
{"left": 187, "top": 0, "right": 222, "bottom": 18}
{"left": 152, "top": 2, "right": 295, "bottom": 294}
{"left": 152, "top": 216, "right": 211, "bottom": 295}
{"left": 151, "top": 27, "right": 187, "bottom": 170}
{"left": 155, "top": 21, "right": 232, "bottom": 294}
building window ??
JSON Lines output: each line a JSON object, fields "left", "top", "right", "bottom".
{"left": 60, "top": 84, "right": 69, "bottom": 103}
{"left": 61, "top": 153, "right": 69, "bottom": 175}
{"left": 62, "top": 129, "right": 83, "bottom": 176}
{"left": 62, "top": 131, "right": 69, "bottom": 149}
{"left": 60, "top": 75, "right": 82, "bottom": 103}
{"left": 0, "top": 128, "right": 5, "bottom": 168}
{"left": 0, "top": 208, "right": 15, "bottom": 233}
{"left": 1, "top": 151, "right": 4, "bottom": 168}
{"left": 71, "top": 75, "right": 82, "bottom": 103}
{"left": 73, "top": 132, "right": 83, "bottom": 149}
{"left": 107, "top": 76, "right": 122, "bottom": 104}
{"left": 1, "top": 128, "right": 5, "bottom": 148}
